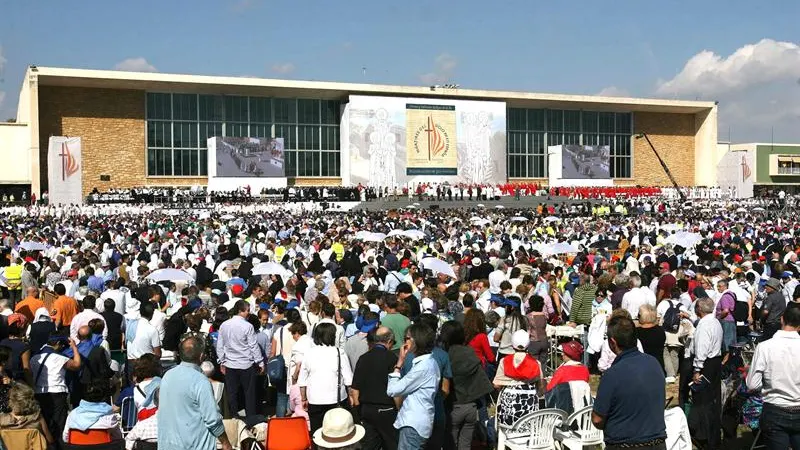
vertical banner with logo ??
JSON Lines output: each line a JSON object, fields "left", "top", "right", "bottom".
{"left": 406, "top": 104, "right": 457, "bottom": 175}
{"left": 47, "top": 136, "right": 83, "bottom": 204}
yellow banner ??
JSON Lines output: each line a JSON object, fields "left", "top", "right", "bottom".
{"left": 406, "top": 104, "right": 457, "bottom": 175}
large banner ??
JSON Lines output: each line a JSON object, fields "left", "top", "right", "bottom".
{"left": 406, "top": 104, "right": 457, "bottom": 175}
{"left": 209, "top": 137, "right": 284, "bottom": 177}
{"left": 560, "top": 144, "right": 610, "bottom": 179}
{"left": 47, "top": 136, "right": 83, "bottom": 204}
{"left": 342, "top": 95, "right": 506, "bottom": 187}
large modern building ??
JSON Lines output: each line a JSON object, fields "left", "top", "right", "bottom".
{"left": 0, "top": 66, "right": 719, "bottom": 199}
{"left": 717, "top": 142, "right": 800, "bottom": 197}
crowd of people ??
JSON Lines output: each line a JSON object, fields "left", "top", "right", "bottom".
{"left": 0, "top": 192, "right": 797, "bottom": 450}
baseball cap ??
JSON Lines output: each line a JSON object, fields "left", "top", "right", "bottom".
{"left": 782, "top": 271, "right": 794, "bottom": 279}
{"left": 659, "top": 262, "right": 670, "bottom": 270}
{"left": 559, "top": 341, "right": 584, "bottom": 361}
{"left": 511, "top": 329, "right": 530, "bottom": 351}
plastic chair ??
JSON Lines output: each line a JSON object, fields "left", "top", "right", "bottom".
{"left": 265, "top": 416, "right": 311, "bottom": 450}
{"left": 120, "top": 396, "right": 137, "bottom": 435}
{"left": 62, "top": 441, "right": 125, "bottom": 450}
{"left": 500, "top": 409, "right": 568, "bottom": 450}
{"left": 68, "top": 429, "right": 112, "bottom": 445}
{"left": 556, "top": 405, "right": 604, "bottom": 448}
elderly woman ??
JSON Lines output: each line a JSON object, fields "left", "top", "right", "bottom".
{"left": 0, "top": 383, "right": 54, "bottom": 445}
{"left": 298, "top": 323, "right": 352, "bottom": 436}
{"left": 635, "top": 304, "right": 667, "bottom": 373}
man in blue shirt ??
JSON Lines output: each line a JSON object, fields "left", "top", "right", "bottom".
{"left": 592, "top": 315, "right": 667, "bottom": 450}
{"left": 158, "top": 335, "right": 232, "bottom": 450}
{"left": 388, "top": 323, "right": 441, "bottom": 450}
{"left": 399, "top": 314, "right": 452, "bottom": 450}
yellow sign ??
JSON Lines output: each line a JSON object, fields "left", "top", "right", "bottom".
{"left": 406, "top": 104, "right": 457, "bottom": 175}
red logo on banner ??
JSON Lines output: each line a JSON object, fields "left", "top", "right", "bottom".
{"left": 741, "top": 154, "right": 751, "bottom": 181}
{"left": 59, "top": 142, "right": 80, "bottom": 181}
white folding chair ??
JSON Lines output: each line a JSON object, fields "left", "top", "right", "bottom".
{"left": 555, "top": 405, "right": 604, "bottom": 449}
{"left": 501, "top": 409, "right": 568, "bottom": 450}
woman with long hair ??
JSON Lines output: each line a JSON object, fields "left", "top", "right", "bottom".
{"left": 464, "top": 309, "right": 495, "bottom": 368}
{"left": 525, "top": 295, "right": 550, "bottom": 367}
{"left": 493, "top": 294, "right": 528, "bottom": 358}
{"left": 547, "top": 275, "right": 563, "bottom": 324}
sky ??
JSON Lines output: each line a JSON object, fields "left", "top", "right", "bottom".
{"left": 2, "top": 0, "right": 800, "bottom": 142}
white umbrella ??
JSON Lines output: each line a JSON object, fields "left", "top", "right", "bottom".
{"left": 469, "top": 216, "right": 483, "bottom": 222}
{"left": 473, "top": 219, "right": 492, "bottom": 226}
{"left": 252, "top": 261, "right": 289, "bottom": 276}
{"left": 476, "top": 203, "right": 485, "bottom": 208}
{"left": 197, "top": 211, "right": 211, "bottom": 220}
{"left": 752, "top": 207, "right": 766, "bottom": 212}
{"left": 495, "top": 205, "right": 505, "bottom": 209}
{"left": 354, "top": 230, "right": 372, "bottom": 240}
{"left": 146, "top": 268, "right": 194, "bottom": 282}
{"left": 387, "top": 229, "right": 405, "bottom": 237}
{"left": 363, "top": 232, "right": 387, "bottom": 242}
{"left": 19, "top": 241, "right": 48, "bottom": 251}
{"left": 420, "top": 257, "right": 456, "bottom": 278}
{"left": 545, "top": 242, "right": 579, "bottom": 255}
{"left": 510, "top": 216, "right": 528, "bottom": 222}
{"left": 402, "top": 230, "right": 426, "bottom": 240}
{"left": 660, "top": 223, "right": 684, "bottom": 232}
{"left": 544, "top": 216, "right": 560, "bottom": 222}
{"left": 665, "top": 231, "right": 702, "bottom": 248}
{"left": 735, "top": 208, "right": 747, "bottom": 213}
{"left": 220, "top": 213, "right": 236, "bottom": 220}
{"left": 405, "top": 205, "right": 416, "bottom": 209}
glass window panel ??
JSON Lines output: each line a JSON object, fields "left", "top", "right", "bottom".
{"left": 599, "top": 112, "right": 615, "bottom": 133}
{"left": 321, "top": 126, "right": 340, "bottom": 151}
{"left": 615, "top": 113, "right": 632, "bottom": 134}
{"left": 547, "top": 110, "right": 563, "bottom": 132}
{"left": 321, "top": 100, "right": 340, "bottom": 125}
{"left": 249, "top": 97, "right": 272, "bottom": 123}
{"left": 534, "top": 155, "right": 546, "bottom": 178}
{"left": 147, "top": 121, "right": 172, "bottom": 148}
{"left": 199, "top": 122, "right": 223, "bottom": 147}
{"left": 548, "top": 133, "right": 563, "bottom": 147}
{"left": 173, "top": 149, "right": 185, "bottom": 176}
{"left": 251, "top": 124, "right": 271, "bottom": 139}
{"left": 199, "top": 149, "right": 208, "bottom": 176}
{"left": 147, "top": 93, "right": 171, "bottom": 120}
{"left": 615, "top": 134, "right": 631, "bottom": 157}
{"left": 173, "top": 122, "right": 198, "bottom": 148}
{"left": 583, "top": 133, "right": 598, "bottom": 146}
{"left": 147, "top": 149, "right": 157, "bottom": 176}
{"left": 508, "top": 131, "right": 526, "bottom": 154}
{"left": 284, "top": 150, "right": 297, "bottom": 176}
{"left": 275, "top": 124, "right": 296, "bottom": 149}
{"left": 172, "top": 94, "right": 197, "bottom": 121}
{"left": 507, "top": 109, "right": 526, "bottom": 131}
{"left": 332, "top": 152, "right": 341, "bottom": 177}
{"left": 617, "top": 156, "right": 631, "bottom": 178}
{"left": 582, "top": 111, "right": 598, "bottom": 134}
{"left": 225, "top": 123, "right": 248, "bottom": 137}
{"left": 297, "top": 99, "right": 320, "bottom": 124}
{"left": 529, "top": 132, "right": 544, "bottom": 155}
{"left": 528, "top": 109, "right": 545, "bottom": 131}
{"left": 150, "top": 148, "right": 171, "bottom": 176}
{"left": 564, "top": 110, "right": 580, "bottom": 132}
{"left": 564, "top": 133, "right": 580, "bottom": 145}
{"left": 274, "top": 98, "right": 297, "bottom": 123}
{"left": 297, "top": 125, "right": 320, "bottom": 151}
{"left": 598, "top": 134, "right": 613, "bottom": 148}
{"left": 224, "top": 96, "right": 248, "bottom": 122}
{"left": 199, "top": 95, "right": 224, "bottom": 121}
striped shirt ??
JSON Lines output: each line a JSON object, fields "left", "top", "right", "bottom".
{"left": 570, "top": 284, "right": 597, "bottom": 326}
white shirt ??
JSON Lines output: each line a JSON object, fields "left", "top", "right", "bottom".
{"left": 298, "top": 345, "right": 353, "bottom": 405}
{"left": 100, "top": 289, "right": 126, "bottom": 314}
{"left": 31, "top": 350, "right": 71, "bottom": 393}
{"left": 313, "top": 318, "right": 345, "bottom": 351}
{"left": 621, "top": 288, "right": 649, "bottom": 319}
{"left": 475, "top": 290, "right": 491, "bottom": 313}
{"left": 746, "top": 330, "right": 800, "bottom": 408}
{"left": 69, "top": 309, "right": 108, "bottom": 342}
{"left": 692, "top": 314, "right": 723, "bottom": 371}
{"left": 127, "top": 319, "right": 161, "bottom": 359}
{"left": 148, "top": 309, "right": 166, "bottom": 342}
{"left": 488, "top": 270, "right": 506, "bottom": 294}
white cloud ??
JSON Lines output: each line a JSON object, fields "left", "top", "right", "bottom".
{"left": 657, "top": 39, "right": 800, "bottom": 141}
{"left": 596, "top": 86, "right": 630, "bottom": 97}
{"left": 113, "top": 57, "right": 158, "bottom": 73}
{"left": 656, "top": 39, "right": 800, "bottom": 98}
{"left": 270, "top": 63, "right": 296, "bottom": 75}
{"left": 420, "top": 53, "right": 458, "bottom": 85}
{"left": 0, "top": 45, "right": 6, "bottom": 75}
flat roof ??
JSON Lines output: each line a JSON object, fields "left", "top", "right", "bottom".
{"left": 30, "top": 66, "right": 716, "bottom": 114}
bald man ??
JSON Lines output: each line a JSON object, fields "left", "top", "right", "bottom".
{"left": 14, "top": 286, "right": 44, "bottom": 323}
{"left": 350, "top": 326, "right": 399, "bottom": 450}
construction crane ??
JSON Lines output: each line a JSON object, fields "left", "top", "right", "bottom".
{"left": 635, "top": 133, "right": 686, "bottom": 201}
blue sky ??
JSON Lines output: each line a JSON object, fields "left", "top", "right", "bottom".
{"left": 2, "top": 0, "right": 800, "bottom": 141}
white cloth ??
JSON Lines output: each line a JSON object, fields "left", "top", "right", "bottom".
{"left": 621, "top": 288, "right": 650, "bottom": 320}
{"left": 30, "top": 351, "right": 70, "bottom": 394}
{"left": 664, "top": 407, "right": 692, "bottom": 450}
{"left": 692, "top": 314, "right": 723, "bottom": 371}
{"left": 127, "top": 319, "right": 161, "bottom": 359}
{"left": 746, "top": 330, "right": 800, "bottom": 408}
{"left": 69, "top": 309, "right": 107, "bottom": 342}
{"left": 297, "top": 345, "right": 352, "bottom": 405}
{"left": 598, "top": 340, "right": 644, "bottom": 373}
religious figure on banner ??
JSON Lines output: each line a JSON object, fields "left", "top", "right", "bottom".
{"left": 367, "top": 108, "right": 397, "bottom": 188}
{"left": 460, "top": 112, "right": 494, "bottom": 184}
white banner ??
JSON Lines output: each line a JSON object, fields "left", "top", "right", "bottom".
{"left": 47, "top": 136, "right": 83, "bottom": 205}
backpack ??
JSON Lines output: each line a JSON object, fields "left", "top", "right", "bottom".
{"left": 662, "top": 300, "right": 681, "bottom": 333}
{"left": 733, "top": 299, "right": 749, "bottom": 324}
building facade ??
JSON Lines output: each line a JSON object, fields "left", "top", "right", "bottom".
{"left": 1, "top": 66, "right": 719, "bottom": 198}
{"left": 717, "top": 142, "right": 800, "bottom": 197}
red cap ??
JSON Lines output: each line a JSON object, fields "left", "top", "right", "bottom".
{"left": 660, "top": 262, "right": 670, "bottom": 270}
{"left": 67, "top": 269, "right": 79, "bottom": 277}
{"left": 560, "top": 341, "right": 584, "bottom": 361}
{"left": 733, "top": 254, "right": 743, "bottom": 263}
{"left": 231, "top": 284, "right": 244, "bottom": 296}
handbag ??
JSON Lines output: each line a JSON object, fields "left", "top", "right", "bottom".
{"left": 267, "top": 327, "right": 286, "bottom": 384}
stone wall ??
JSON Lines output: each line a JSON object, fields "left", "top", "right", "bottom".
{"left": 632, "top": 112, "right": 696, "bottom": 186}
